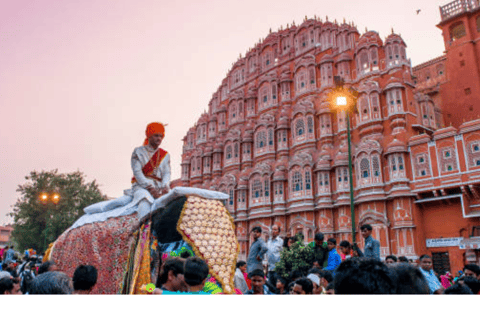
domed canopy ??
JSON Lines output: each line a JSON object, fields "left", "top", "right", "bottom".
{"left": 385, "top": 33, "right": 406, "bottom": 47}
{"left": 385, "top": 138, "right": 407, "bottom": 155}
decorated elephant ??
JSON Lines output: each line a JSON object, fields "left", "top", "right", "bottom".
{"left": 45, "top": 187, "right": 239, "bottom": 294}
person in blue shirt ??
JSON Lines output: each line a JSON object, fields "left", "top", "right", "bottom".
{"left": 325, "top": 238, "right": 342, "bottom": 272}
{"left": 245, "top": 269, "right": 274, "bottom": 294}
{"left": 418, "top": 254, "right": 444, "bottom": 294}
{"left": 179, "top": 257, "right": 211, "bottom": 294}
{"left": 155, "top": 257, "right": 188, "bottom": 294}
{"left": 360, "top": 224, "right": 381, "bottom": 261}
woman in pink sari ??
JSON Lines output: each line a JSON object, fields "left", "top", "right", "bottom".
{"left": 440, "top": 271, "right": 453, "bottom": 289}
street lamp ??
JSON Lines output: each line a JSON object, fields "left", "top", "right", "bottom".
{"left": 328, "top": 80, "right": 358, "bottom": 247}
{"left": 38, "top": 192, "right": 61, "bottom": 250}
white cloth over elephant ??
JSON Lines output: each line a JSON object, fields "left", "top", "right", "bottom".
{"left": 72, "top": 145, "right": 171, "bottom": 229}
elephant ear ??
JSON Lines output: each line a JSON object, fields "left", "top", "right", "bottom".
{"left": 151, "top": 196, "right": 187, "bottom": 244}
{"left": 177, "top": 196, "right": 239, "bottom": 294}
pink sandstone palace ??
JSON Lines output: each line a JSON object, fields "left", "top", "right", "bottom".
{"left": 174, "top": 0, "right": 480, "bottom": 273}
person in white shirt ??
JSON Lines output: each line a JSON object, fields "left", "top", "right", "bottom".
{"left": 266, "top": 225, "right": 283, "bottom": 286}
{"left": 125, "top": 122, "right": 171, "bottom": 222}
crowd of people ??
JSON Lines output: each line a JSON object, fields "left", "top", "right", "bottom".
{"left": 1, "top": 222, "right": 480, "bottom": 295}
{"left": 0, "top": 246, "right": 98, "bottom": 294}
{"left": 233, "top": 223, "right": 480, "bottom": 295}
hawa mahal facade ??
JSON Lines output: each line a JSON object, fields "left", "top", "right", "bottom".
{"left": 174, "top": 0, "right": 480, "bottom": 273}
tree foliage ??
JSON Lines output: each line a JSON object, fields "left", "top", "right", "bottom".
{"left": 274, "top": 236, "right": 315, "bottom": 279}
{"left": 9, "top": 169, "right": 107, "bottom": 253}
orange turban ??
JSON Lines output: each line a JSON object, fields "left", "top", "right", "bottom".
{"left": 143, "top": 122, "right": 165, "bottom": 145}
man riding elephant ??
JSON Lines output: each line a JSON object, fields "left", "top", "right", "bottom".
{"left": 126, "top": 122, "right": 171, "bottom": 224}
{"left": 45, "top": 122, "right": 239, "bottom": 294}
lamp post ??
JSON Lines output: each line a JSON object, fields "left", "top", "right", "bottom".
{"left": 39, "top": 192, "right": 61, "bottom": 250}
{"left": 328, "top": 80, "right": 358, "bottom": 247}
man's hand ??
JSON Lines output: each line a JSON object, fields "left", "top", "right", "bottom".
{"left": 146, "top": 186, "right": 161, "bottom": 199}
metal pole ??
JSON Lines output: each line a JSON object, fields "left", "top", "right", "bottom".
{"left": 346, "top": 112, "right": 356, "bottom": 246}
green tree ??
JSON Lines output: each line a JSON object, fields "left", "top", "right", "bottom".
{"left": 274, "top": 235, "right": 315, "bottom": 279}
{"left": 9, "top": 169, "right": 107, "bottom": 253}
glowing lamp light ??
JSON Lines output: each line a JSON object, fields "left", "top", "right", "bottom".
{"left": 40, "top": 193, "right": 48, "bottom": 201}
{"left": 336, "top": 96, "right": 347, "bottom": 106}
{"left": 52, "top": 193, "right": 60, "bottom": 204}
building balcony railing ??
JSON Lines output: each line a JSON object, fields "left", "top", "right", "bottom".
{"left": 440, "top": 0, "right": 480, "bottom": 22}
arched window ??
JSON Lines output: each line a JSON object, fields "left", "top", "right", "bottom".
{"left": 297, "top": 70, "right": 306, "bottom": 92}
{"left": 360, "top": 158, "right": 370, "bottom": 178}
{"left": 272, "top": 83, "right": 277, "bottom": 101}
{"left": 264, "top": 179, "right": 270, "bottom": 197}
{"left": 229, "top": 188, "right": 234, "bottom": 206}
{"left": 252, "top": 179, "right": 262, "bottom": 199}
{"left": 296, "top": 119, "right": 305, "bottom": 136}
{"left": 230, "top": 104, "right": 237, "bottom": 119}
{"left": 268, "top": 128, "right": 274, "bottom": 146}
{"left": 307, "top": 116, "right": 314, "bottom": 134}
{"left": 370, "top": 47, "right": 378, "bottom": 68}
{"left": 450, "top": 22, "right": 466, "bottom": 41}
{"left": 234, "top": 143, "right": 239, "bottom": 158}
{"left": 292, "top": 171, "right": 303, "bottom": 191}
{"left": 226, "top": 145, "right": 232, "bottom": 159}
{"left": 359, "top": 50, "right": 369, "bottom": 72}
{"left": 370, "top": 94, "right": 380, "bottom": 118}
{"left": 359, "top": 96, "right": 369, "bottom": 121}
{"left": 256, "top": 131, "right": 266, "bottom": 148}
{"left": 372, "top": 155, "right": 380, "bottom": 177}
{"left": 305, "top": 171, "right": 311, "bottom": 190}
{"left": 390, "top": 153, "right": 405, "bottom": 180}
{"left": 309, "top": 68, "right": 315, "bottom": 85}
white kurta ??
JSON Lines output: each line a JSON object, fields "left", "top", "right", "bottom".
{"left": 123, "top": 145, "right": 171, "bottom": 218}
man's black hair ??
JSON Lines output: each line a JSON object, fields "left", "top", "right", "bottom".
{"left": 339, "top": 240, "right": 351, "bottom": 248}
{"left": 180, "top": 251, "right": 192, "bottom": 259}
{"left": 385, "top": 255, "right": 398, "bottom": 262}
{"left": 248, "top": 269, "right": 264, "bottom": 279}
{"left": 72, "top": 265, "right": 98, "bottom": 291}
{"left": 156, "top": 257, "right": 184, "bottom": 287}
{"left": 321, "top": 270, "right": 333, "bottom": 284}
{"left": 276, "top": 276, "right": 288, "bottom": 286}
{"left": 463, "top": 264, "right": 480, "bottom": 277}
{"left": 462, "top": 276, "right": 480, "bottom": 294}
{"left": 38, "top": 261, "right": 55, "bottom": 275}
{"left": 184, "top": 257, "right": 209, "bottom": 286}
{"left": 0, "top": 277, "right": 14, "bottom": 294}
{"left": 236, "top": 260, "right": 246, "bottom": 269}
{"left": 390, "top": 263, "right": 429, "bottom": 294}
{"left": 29, "top": 271, "right": 73, "bottom": 294}
{"left": 251, "top": 226, "right": 262, "bottom": 233}
{"left": 314, "top": 233, "right": 325, "bottom": 241}
{"left": 325, "top": 282, "right": 335, "bottom": 291}
{"left": 289, "top": 269, "right": 304, "bottom": 282}
{"left": 360, "top": 224, "right": 372, "bottom": 231}
{"left": 327, "top": 238, "right": 336, "bottom": 245}
{"left": 444, "top": 283, "right": 473, "bottom": 294}
{"left": 398, "top": 256, "right": 409, "bottom": 263}
{"left": 308, "top": 267, "right": 322, "bottom": 277}
{"left": 334, "top": 258, "right": 396, "bottom": 294}
{"left": 294, "top": 277, "right": 313, "bottom": 294}
{"left": 418, "top": 254, "right": 431, "bottom": 261}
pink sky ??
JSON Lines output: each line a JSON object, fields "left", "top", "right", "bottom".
{"left": 0, "top": 0, "right": 449, "bottom": 225}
